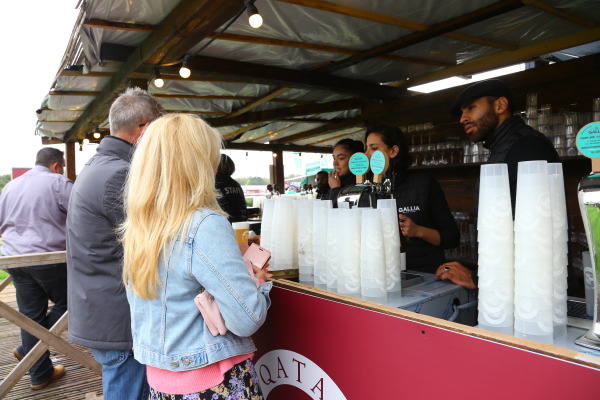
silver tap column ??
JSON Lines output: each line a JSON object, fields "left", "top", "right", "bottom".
{"left": 576, "top": 172, "right": 600, "bottom": 350}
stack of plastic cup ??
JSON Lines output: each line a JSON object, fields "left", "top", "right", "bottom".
{"left": 326, "top": 208, "right": 341, "bottom": 292}
{"left": 312, "top": 200, "right": 331, "bottom": 289}
{"left": 336, "top": 208, "right": 361, "bottom": 296}
{"left": 514, "top": 161, "right": 554, "bottom": 344}
{"left": 360, "top": 208, "right": 387, "bottom": 304}
{"left": 271, "top": 197, "right": 296, "bottom": 271}
{"left": 296, "top": 199, "right": 315, "bottom": 283}
{"left": 476, "top": 164, "right": 515, "bottom": 335}
{"left": 547, "top": 163, "right": 569, "bottom": 338}
{"left": 260, "top": 199, "right": 276, "bottom": 258}
{"left": 377, "top": 199, "right": 402, "bottom": 294}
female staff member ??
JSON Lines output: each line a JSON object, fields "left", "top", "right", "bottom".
{"left": 365, "top": 125, "right": 460, "bottom": 273}
{"left": 327, "top": 138, "right": 364, "bottom": 207}
{"left": 121, "top": 114, "right": 271, "bottom": 400}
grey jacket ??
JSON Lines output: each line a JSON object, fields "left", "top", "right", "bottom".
{"left": 66, "top": 136, "right": 134, "bottom": 350}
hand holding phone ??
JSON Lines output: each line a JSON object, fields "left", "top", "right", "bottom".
{"left": 243, "top": 243, "right": 271, "bottom": 270}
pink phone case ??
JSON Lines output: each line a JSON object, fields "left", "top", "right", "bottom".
{"left": 244, "top": 243, "right": 271, "bottom": 269}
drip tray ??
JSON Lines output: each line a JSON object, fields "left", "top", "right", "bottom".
{"left": 401, "top": 272, "right": 424, "bottom": 288}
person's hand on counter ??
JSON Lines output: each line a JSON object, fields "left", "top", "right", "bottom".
{"left": 435, "top": 261, "right": 477, "bottom": 290}
{"left": 328, "top": 171, "right": 341, "bottom": 189}
{"left": 248, "top": 235, "right": 261, "bottom": 246}
{"left": 399, "top": 213, "right": 441, "bottom": 246}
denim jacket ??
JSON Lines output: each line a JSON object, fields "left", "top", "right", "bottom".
{"left": 127, "top": 209, "right": 272, "bottom": 371}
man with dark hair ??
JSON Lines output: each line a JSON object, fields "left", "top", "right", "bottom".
{"left": 216, "top": 154, "right": 248, "bottom": 223}
{"left": 0, "top": 147, "right": 72, "bottom": 390}
{"left": 315, "top": 170, "right": 330, "bottom": 200}
{"left": 437, "top": 79, "right": 559, "bottom": 289}
{"left": 67, "top": 87, "right": 164, "bottom": 400}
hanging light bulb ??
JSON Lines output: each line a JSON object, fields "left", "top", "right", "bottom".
{"left": 93, "top": 129, "right": 101, "bottom": 139}
{"left": 83, "top": 138, "right": 90, "bottom": 145}
{"left": 179, "top": 54, "right": 192, "bottom": 79}
{"left": 153, "top": 68, "right": 164, "bottom": 88}
{"left": 272, "top": 152, "right": 278, "bottom": 158}
{"left": 245, "top": 1, "right": 263, "bottom": 28}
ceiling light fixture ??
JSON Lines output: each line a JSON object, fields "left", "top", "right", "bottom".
{"left": 153, "top": 68, "right": 164, "bottom": 88}
{"left": 245, "top": 0, "right": 263, "bottom": 29}
{"left": 93, "top": 126, "right": 101, "bottom": 139}
{"left": 179, "top": 54, "right": 192, "bottom": 78}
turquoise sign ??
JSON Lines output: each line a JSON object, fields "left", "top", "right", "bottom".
{"left": 577, "top": 122, "right": 600, "bottom": 158}
{"left": 349, "top": 152, "right": 369, "bottom": 176}
{"left": 370, "top": 151, "right": 386, "bottom": 175}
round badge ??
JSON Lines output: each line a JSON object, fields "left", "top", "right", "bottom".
{"left": 576, "top": 122, "right": 600, "bottom": 158}
{"left": 349, "top": 153, "right": 370, "bottom": 176}
{"left": 370, "top": 151, "right": 386, "bottom": 174}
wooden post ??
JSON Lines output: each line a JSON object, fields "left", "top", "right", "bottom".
{"left": 65, "top": 142, "right": 76, "bottom": 181}
{"left": 273, "top": 148, "right": 284, "bottom": 194}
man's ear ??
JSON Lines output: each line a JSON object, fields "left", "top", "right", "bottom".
{"left": 49, "top": 162, "right": 59, "bottom": 173}
{"left": 495, "top": 97, "right": 509, "bottom": 115}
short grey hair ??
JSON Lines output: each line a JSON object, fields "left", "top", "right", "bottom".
{"left": 35, "top": 148, "right": 64, "bottom": 168}
{"left": 108, "top": 87, "right": 164, "bottom": 135}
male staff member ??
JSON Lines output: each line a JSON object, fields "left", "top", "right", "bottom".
{"left": 0, "top": 148, "right": 72, "bottom": 390}
{"left": 436, "top": 79, "right": 559, "bottom": 288}
{"left": 67, "top": 87, "right": 164, "bottom": 400}
{"left": 315, "top": 170, "right": 330, "bottom": 200}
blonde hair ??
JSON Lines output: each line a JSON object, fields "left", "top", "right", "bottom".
{"left": 121, "top": 114, "right": 225, "bottom": 299}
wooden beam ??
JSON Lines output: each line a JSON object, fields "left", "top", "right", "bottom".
{"left": 222, "top": 122, "right": 264, "bottom": 140}
{"left": 226, "top": 88, "right": 292, "bottom": 119}
{"left": 63, "top": 0, "right": 244, "bottom": 142}
{"left": 276, "top": 0, "right": 516, "bottom": 51}
{"left": 271, "top": 116, "right": 366, "bottom": 144}
{"left": 212, "top": 33, "right": 453, "bottom": 67}
{"left": 84, "top": 17, "right": 154, "bottom": 32}
{"left": 317, "top": 0, "right": 524, "bottom": 74}
{"left": 0, "top": 251, "right": 66, "bottom": 270}
{"left": 184, "top": 55, "right": 406, "bottom": 100}
{"left": 224, "top": 142, "right": 331, "bottom": 153}
{"left": 82, "top": 19, "right": 453, "bottom": 67}
{"left": 524, "top": 0, "right": 597, "bottom": 28}
{"left": 308, "top": 128, "right": 364, "bottom": 145}
{"left": 208, "top": 98, "right": 366, "bottom": 127}
{"left": 249, "top": 122, "right": 301, "bottom": 143}
{"left": 152, "top": 93, "right": 310, "bottom": 104}
{"left": 391, "top": 26, "right": 600, "bottom": 88}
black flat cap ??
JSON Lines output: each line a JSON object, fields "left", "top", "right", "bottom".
{"left": 449, "top": 79, "right": 513, "bottom": 116}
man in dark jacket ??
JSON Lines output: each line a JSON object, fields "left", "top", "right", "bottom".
{"left": 436, "top": 79, "right": 559, "bottom": 289}
{"left": 66, "top": 87, "right": 164, "bottom": 400}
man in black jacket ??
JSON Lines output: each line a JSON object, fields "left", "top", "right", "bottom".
{"left": 436, "top": 79, "right": 559, "bottom": 288}
{"left": 66, "top": 87, "right": 164, "bottom": 400}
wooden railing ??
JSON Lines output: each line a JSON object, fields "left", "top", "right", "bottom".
{"left": 0, "top": 251, "right": 101, "bottom": 397}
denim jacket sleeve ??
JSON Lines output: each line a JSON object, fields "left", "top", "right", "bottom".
{"left": 191, "top": 212, "right": 272, "bottom": 337}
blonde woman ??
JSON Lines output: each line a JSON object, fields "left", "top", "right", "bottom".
{"left": 121, "top": 114, "right": 271, "bottom": 400}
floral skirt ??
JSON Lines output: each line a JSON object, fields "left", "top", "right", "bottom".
{"left": 149, "top": 359, "right": 263, "bottom": 400}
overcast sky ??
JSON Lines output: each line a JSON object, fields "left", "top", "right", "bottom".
{"left": 0, "top": 2, "right": 80, "bottom": 176}
{"left": 0, "top": 1, "right": 332, "bottom": 181}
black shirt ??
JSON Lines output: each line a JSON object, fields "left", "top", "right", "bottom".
{"left": 215, "top": 173, "right": 248, "bottom": 223}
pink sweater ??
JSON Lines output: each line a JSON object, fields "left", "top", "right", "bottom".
{"left": 147, "top": 353, "right": 253, "bottom": 394}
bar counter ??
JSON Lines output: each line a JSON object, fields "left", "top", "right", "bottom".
{"left": 251, "top": 275, "right": 600, "bottom": 399}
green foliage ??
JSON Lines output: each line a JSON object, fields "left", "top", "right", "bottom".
{"left": 245, "top": 198, "right": 253, "bottom": 207}
{"left": 236, "top": 176, "right": 269, "bottom": 186}
{"left": 0, "top": 174, "right": 10, "bottom": 192}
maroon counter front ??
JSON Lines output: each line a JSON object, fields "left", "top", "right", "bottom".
{"left": 251, "top": 280, "right": 600, "bottom": 400}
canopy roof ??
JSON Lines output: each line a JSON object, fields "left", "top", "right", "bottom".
{"left": 37, "top": 0, "right": 600, "bottom": 149}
